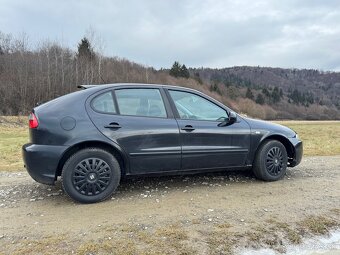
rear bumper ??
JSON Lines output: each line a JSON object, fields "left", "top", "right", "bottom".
{"left": 22, "top": 143, "right": 68, "bottom": 185}
{"left": 288, "top": 138, "right": 303, "bottom": 167}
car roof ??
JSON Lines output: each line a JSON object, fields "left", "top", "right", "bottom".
{"left": 78, "top": 83, "right": 198, "bottom": 93}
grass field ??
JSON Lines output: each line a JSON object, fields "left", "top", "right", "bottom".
{"left": 0, "top": 116, "right": 339, "bottom": 171}
{"left": 274, "top": 120, "right": 340, "bottom": 157}
{"left": 0, "top": 116, "right": 27, "bottom": 171}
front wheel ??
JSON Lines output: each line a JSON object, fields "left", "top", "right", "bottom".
{"left": 253, "top": 140, "right": 288, "bottom": 181}
{"left": 62, "top": 148, "right": 121, "bottom": 203}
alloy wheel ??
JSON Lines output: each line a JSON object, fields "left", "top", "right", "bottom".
{"left": 265, "top": 147, "right": 284, "bottom": 176}
{"left": 72, "top": 158, "right": 112, "bottom": 196}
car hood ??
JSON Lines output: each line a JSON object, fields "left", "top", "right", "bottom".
{"left": 242, "top": 117, "right": 296, "bottom": 138}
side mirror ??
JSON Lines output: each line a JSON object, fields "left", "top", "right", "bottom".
{"left": 218, "top": 111, "right": 237, "bottom": 127}
{"left": 228, "top": 111, "right": 237, "bottom": 124}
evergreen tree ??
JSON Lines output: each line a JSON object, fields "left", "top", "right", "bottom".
{"left": 180, "top": 64, "right": 190, "bottom": 78}
{"left": 255, "top": 93, "right": 265, "bottom": 105}
{"left": 306, "top": 92, "right": 314, "bottom": 105}
{"left": 169, "top": 62, "right": 190, "bottom": 79}
{"left": 246, "top": 87, "right": 254, "bottom": 100}
{"left": 262, "top": 87, "right": 270, "bottom": 97}
{"left": 289, "top": 89, "right": 301, "bottom": 104}
{"left": 271, "top": 87, "right": 281, "bottom": 103}
{"left": 77, "top": 37, "right": 95, "bottom": 60}
{"left": 210, "top": 83, "right": 221, "bottom": 95}
{"left": 169, "top": 61, "right": 181, "bottom": 77}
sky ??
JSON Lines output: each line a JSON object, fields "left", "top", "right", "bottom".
{"left": 1, "top": 0, "right": 340, "bottom": 70}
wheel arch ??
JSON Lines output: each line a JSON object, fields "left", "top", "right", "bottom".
{"left": 56, "top": 140, "right": 128, "bottom": 178}
{"left": 255, "top": 134, "right": 295, "bottom": 164}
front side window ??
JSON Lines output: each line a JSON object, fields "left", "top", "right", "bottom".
{"left": 115, "top": 88, "right": 167, "bottom": 118}
{"left": 92, "top": 91, "right": 116, "bottom": 114}
{"left": 169, "top": 90, "right": 227, "bottom": 121}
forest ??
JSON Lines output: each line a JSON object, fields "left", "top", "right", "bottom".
{"left": 1, "top": 30, "right": 339, "bottom": 119}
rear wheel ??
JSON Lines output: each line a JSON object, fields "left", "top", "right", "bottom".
{"left": 253, "top": 140, "right": 287, "bottom": 181}
{"left": 62, "top": 148, "right": 121, "bottom": 203}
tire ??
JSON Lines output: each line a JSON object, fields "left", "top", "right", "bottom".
{"left": 253, "top": 140, "right": 288, "bottom": 181}
{"left": 62, "top": 148, "right": 121, "bottom": 203}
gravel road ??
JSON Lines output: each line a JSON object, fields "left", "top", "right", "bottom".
{"left": 0, "top": 156, "right": 339, "bottom": 254}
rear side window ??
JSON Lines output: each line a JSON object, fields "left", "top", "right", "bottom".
{"left": 92, "top": 91, "right": 116, "bottom": 114}
{"left": 115, "top": 88, "right": 167, "bottom": 118}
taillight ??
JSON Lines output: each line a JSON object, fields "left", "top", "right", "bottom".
{"left": 29, "top": 112, "right": 39, "bottom": 129}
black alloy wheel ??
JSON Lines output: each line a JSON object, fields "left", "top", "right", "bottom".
{"left": 62, "top": 148, "right": 121, "bottom": 203}
{"left": 73, "top": 158, "right": 112, "bottom": 196}
{"left": 265, "top": 147, "right": 284, "bottom": 176}
{"left": 253, "top": 140, "right": 288, "bottom": 181}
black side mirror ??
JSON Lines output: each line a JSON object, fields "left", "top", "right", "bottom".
{"left": 228, "top": 111, "right": 237, "bottom": 124}
{"left": 218, "top": 111, "right": 237, "bottom": 127}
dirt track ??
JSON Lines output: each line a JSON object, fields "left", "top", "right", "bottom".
{"left": 0, "top": 156, "right": 339, "bottom": 254}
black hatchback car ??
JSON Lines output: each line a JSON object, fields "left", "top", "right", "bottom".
{"left": 23, "top": 83, "right": 302, "bottom": 203}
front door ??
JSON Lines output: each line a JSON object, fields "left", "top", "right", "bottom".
{"left": 167, "top": 89, "right": 250, "bottom": 170}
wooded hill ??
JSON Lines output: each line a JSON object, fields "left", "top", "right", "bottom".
{"left": 190, "top": 66, "right": 340, "bottom": 119}
{"left": 0, "top": 31, "right": 339, "bottom": 119}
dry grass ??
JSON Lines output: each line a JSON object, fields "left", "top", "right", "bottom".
{"left": 9, "top": 236, "right": 69, "bottom": 255}
{"left": 0, "top": 117, "right": 339, "bottom": 172}
{"left": 80, "top": 223, "right": 194, "bottom": 255}
{"left": 299, "top": 215, "right": 338, "bottom": 235}
{"left": 275, "top": 120, "right": 340, "bottom": 156}
{"left": 204, "top": 228, "right": 234, "bottom": 255}
{"left": 2, "top": 211, "right": 339, "bottom": 255}
{"left": 0, "top": 116, "right": 27, "bottom": 171}
{"left": 265, "top": 220, "right": 302, "bottom": 244}
{"left": 238, "top": 213, "right": 339, "bottom": 253}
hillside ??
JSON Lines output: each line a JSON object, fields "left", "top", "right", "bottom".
{"left": 189, "top": 66, "right": 340, "bottom": 119}
{"left": 1, "top": 31, "right": 339, "bottom": 119}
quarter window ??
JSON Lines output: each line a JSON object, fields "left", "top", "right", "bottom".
{"left": 92, "top": 91, "right": 116, "bottom": 114}
{"left": 169, "top": 90, "right": 227, "bottom": 121}
{"left": 115, "top": 89, "right": 167, "bottom": 118}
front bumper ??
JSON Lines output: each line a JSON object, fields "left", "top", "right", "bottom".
{"left": 288, "top": 138, "right": 303, "bottom": 167}
{"left": 22, "top": 143, "right": 68, "bottom": 185}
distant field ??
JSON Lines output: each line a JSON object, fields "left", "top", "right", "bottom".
{"left": 0, "top": 116, "right": 27, "bottom": 171}
{"left": 274, "top": 120, "right": 340, "bottom": 157}
{"left": 0, "top": 116, "right": 339, "bottom": 171}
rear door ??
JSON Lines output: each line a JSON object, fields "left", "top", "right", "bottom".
{"left": 86, "top": 87, "right": 181, "bottom": 174}
{"left": 167, "top": 89, "right": 250, "bottom": 170}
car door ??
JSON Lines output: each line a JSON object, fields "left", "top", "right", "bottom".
{"left": 167, "top": 89, "right": 250, "bottom": 170}
{"left": 86, "top": 87, "right": 181, "bottom": 174}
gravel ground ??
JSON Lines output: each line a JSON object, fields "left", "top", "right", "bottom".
{"left": 0, "top": 155, "right": 339, "bottom": 254}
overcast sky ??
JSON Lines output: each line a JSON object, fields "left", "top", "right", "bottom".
{"left": 1, "top": 0, "right": 340, "bottom": 70}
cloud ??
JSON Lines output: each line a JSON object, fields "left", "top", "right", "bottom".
{"left": 0, "top": 0, "right": 339, "bottom": 70}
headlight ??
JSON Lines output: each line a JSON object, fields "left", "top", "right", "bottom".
{"left": 295, "top": 133, "right": 299, "bottom": 139}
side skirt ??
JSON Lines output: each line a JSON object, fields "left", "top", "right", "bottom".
{"left": 125, "top": 165, "right": 252, "bottom": 178}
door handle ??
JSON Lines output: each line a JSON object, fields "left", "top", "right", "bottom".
{"left": 104, "top": 122, "right": 121, "bottom": 129}
{"left": 181, "top": 125, "right": 195, "bottom": 131}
